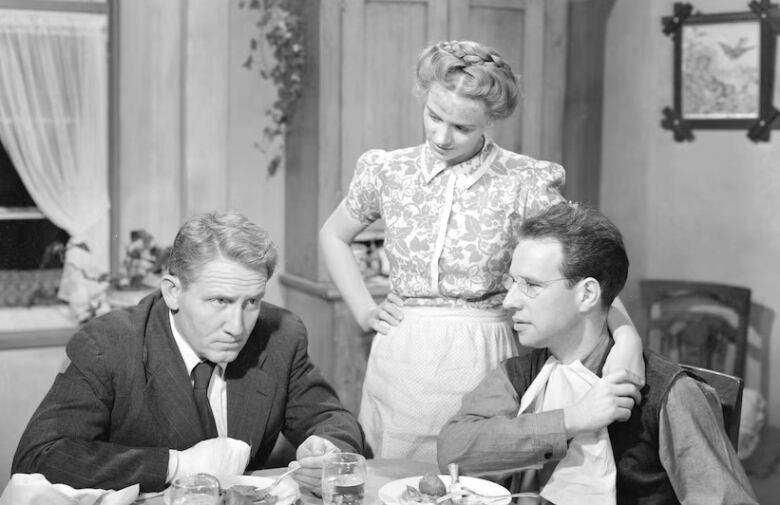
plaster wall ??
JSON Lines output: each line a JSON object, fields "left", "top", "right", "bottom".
{"left": 602, "top": 0, "right": 780, "bottom": 424}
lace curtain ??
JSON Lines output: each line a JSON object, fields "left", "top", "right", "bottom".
{"left": 0, "top": 10, "right": 109, "bottom": 301}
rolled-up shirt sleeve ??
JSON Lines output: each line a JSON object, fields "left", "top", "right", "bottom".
{"left": 659, "top": 376, "right": 758, "bottom": 505}
{"left": 437, "top": 364, "right": 568, "bottom": 476}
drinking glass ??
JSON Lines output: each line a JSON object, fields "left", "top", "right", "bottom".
{"left": 169, "top": 473, "right": 221, "bottom": 505}
{"left": 321, "top": 452, "right": 367, "bottom": 505}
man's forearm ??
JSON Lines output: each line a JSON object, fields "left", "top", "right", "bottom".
{"left": 14, "top": 438, "right": 170, "bottom": 492}
{"left": 438, "top": 410, "right": 568, "bottom": 475}
{"left": 436, "top": 367, "right": 568, "bottom": 475}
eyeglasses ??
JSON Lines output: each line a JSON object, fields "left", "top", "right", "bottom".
{"left": 502, "top": 273, "right": 572, "bottom": 299}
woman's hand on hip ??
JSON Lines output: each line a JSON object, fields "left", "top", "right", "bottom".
{"left": 361, "top": 292, "right": 405, "bottom": 334}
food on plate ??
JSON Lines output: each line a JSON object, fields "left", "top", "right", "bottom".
{"left": 418, "top": 474, "right": 447, "bottom": 497}
{"left": 222, "top": 484, "right": 280, "bottom": 505}
{"left": 400, "top": 474, "right": 449, "bottom": 505}
{"left": 398, "top": 474, "right": 493, "bottom": 505}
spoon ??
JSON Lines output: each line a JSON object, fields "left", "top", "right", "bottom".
{"left": 254, "top": 462, "right": 302, "bottom": 498}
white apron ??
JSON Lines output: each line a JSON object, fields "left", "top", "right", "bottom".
{"left": 358, "top": 306, "right": 517, "bottom": 463}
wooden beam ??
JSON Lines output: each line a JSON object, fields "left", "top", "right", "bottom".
{"left": 562, "top": 0, "right": 616, "bottom": 205}
{"left": 0, "top": 0, "right": 108, "bottom": 14}
{"left": 108, "top": 0, "right": 119, "bottom": 275}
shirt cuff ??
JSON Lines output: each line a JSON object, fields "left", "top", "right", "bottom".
{"left": 542, "top": 409, "right": 569, "bottom": 460}
{"left": 166, "top": 449, "right": 179, "bottom": 483}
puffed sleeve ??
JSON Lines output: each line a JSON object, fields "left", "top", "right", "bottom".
{"left": 343, "top": 149, "right": 386, "bottom": 225}
{"left": 517, "top": 160, "right": 566, "bottom": 218}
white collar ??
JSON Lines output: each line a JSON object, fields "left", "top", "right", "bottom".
{"left": 168, "top": 311, "right": 225, "bottom": 375}
{"left": 420, "top": 137, "right": 498, "bottom": 188}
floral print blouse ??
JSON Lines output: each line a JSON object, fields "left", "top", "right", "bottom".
{"left": 344, "top": 138, "right": 565, "bottom": 309}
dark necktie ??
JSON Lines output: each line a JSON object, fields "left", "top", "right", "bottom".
{"left": 192, "top": 360, "right": 218, "bottom": 438}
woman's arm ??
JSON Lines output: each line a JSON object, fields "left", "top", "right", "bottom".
{"left": 319, "top": 202, "right": 403, "bottom": 333}
{"left": 603, "top": 296, "right": 646, "bottom": 385}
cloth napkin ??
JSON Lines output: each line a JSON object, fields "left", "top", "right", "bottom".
{"left": 518, "top": 356, "right": 616, "bottom": 505}
{"left": 0, "top": 473, "right": 139, "bottom": 505}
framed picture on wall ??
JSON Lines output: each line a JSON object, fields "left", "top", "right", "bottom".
{"left": 661, "top": 1, "right": 780, "bottom": 142}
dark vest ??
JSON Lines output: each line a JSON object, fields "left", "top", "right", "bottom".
{"left": 502, "top": 349, "right": 687, "bottom": 505}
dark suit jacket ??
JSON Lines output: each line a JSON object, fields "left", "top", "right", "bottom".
{"left": 12, "top": 292, "right": 366, "bottom": 492}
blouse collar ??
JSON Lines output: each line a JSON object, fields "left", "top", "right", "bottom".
{"left": 421, "top": 137, "right": 497, "bottom": 187}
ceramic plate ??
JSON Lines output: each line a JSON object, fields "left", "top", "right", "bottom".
{"left": 220, "top": 475, "right": 300, "bottom": 505}
{"left": 378, "top": 475, "right": 510, "bottom": 505}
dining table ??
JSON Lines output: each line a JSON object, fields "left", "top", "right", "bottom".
{"left": 262, "top": 458, "right": 438, "bottom": 505}
{"left": 138, "top": 458, "right": 438, "bottom": 505}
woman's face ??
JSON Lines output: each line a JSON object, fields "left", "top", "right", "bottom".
{"left": 423, "top": 82, "right": 491, "bottom": 166}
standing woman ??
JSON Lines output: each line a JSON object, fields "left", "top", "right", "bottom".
{"left": 319, "top": 40, "right": 643, "bottom": 463}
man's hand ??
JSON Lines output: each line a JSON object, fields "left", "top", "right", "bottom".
{"left": 175, "top": 437, "right": 250, "bottom": 482}
{"left": 292, "top": 435, "right": 341, "bottom": 492}
{"left": 563, "top": 370, "right": 643, "bottom": 438}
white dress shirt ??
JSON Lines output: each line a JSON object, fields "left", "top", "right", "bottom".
{"left": 166, "top": 312, "right": 229, "bottom": 482}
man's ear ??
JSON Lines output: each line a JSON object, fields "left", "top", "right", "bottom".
{"left": 160, "top": 274, "right": 182, "bottom": 312}
{"left": 577, "top": 277, "right": 602, "bottom": 311}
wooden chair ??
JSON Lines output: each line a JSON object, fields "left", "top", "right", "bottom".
{"left": 680, "top": 364, "right": 744, "bottom": 450}
{"left": 640, "top": 280, "right": 751, "bottom": 379}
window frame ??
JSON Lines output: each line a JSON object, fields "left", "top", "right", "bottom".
{"left": 0, "top": 0, "right": 117, "bottom": 274}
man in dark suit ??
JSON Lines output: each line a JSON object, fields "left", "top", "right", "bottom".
{"left": 12, "top": 211, "right": 368, "bottom": 493}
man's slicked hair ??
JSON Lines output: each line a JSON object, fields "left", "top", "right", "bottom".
{"left": 166, "top": 211, "right": 278, "bottom": 287}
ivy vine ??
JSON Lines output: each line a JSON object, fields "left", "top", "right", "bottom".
{"left": 240, "top": 0, "right": 305, "bottom": 176}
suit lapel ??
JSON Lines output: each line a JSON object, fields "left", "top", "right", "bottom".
{"left": 225, "top": 321, "right": 275, "bottom": 458}
{"left": 226, "top": 364, "right": 275, "bottom": 453}
{"left": 142, "top": 297, "right": 205, "bottom": 448}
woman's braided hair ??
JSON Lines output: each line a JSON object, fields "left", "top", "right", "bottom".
{"left": 415, "top": 40, "right": 520, "bottom": 120}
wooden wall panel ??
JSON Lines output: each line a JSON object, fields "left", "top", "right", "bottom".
{"left": 183, "top": 1, "right": 229, "bottom": 215}
{"left": 341, "top": 0, "right": 447, "bottom": 197}
{"left": 118, "top": 0, "right": 184, "bottom": 248}
{"left": 450, "top": 2, "right": 528, "bottom": 155}
{"left": 362, "top": 2, "right": 427, "bottom": 153}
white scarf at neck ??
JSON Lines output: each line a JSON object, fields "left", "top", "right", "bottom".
{"left": 518, "top": 356, "right": 617, "bottom": 505}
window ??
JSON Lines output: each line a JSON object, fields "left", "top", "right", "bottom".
{"left": 0, "top": 1, "right": 111, "bottom": 308}
{"left": 0, "top": 140, "right": 69, "bottom": 270}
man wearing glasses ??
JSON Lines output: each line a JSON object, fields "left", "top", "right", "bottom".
{"left": 437, "top": 203, "right": 756, "bottom": 504}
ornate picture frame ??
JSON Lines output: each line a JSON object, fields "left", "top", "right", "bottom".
{"left": 661, "top": 1, "right": 780, "bottom": 141}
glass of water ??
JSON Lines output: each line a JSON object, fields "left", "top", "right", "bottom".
{"left": 169, "top": 473, "right": 221, "bottom": 505}
{"left": 322, "top": 452, "right": 366, "bottom": 505}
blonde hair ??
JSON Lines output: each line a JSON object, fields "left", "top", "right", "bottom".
{"left": 415, "top": 40, "right": 520, "bottom": 120}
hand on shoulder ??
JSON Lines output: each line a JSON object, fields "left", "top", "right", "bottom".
{"left": 563, "top": 370, "right": 642, "bottom": 438}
